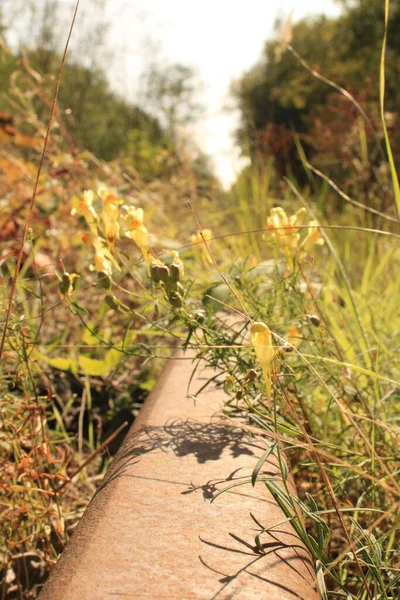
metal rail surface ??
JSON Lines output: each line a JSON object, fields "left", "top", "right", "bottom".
{"left": 39, "top": 355, "right": 319, "bottom": 600}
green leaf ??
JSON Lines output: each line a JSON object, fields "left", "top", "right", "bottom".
{"left": 32, "top": 349, "right": 78, "bottom": 374}
{"left": 252, "top": 443, "right": 278, "bottom": 486}
{"left": 78, "top": 355, "right": 107, "bottom": 376}
{"left": 316, "top": 560, "right": 328, "bottom": 600}
{"left": 104, "top": 348, "right": 123, "bottom": 372}
{"left": 82, "top": 322, "right": 100, "bottom": 345}
{"left": 139, "top": 378, "right": 156, "bottom": 392}
{"left": 70, "top": 301, "right": 89, "bottom": 314}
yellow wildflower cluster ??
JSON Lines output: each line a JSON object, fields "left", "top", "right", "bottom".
{"left": 266, "top": 207, "right": 324, "bottom": 261}
{"left": 98, "top": 188, "right": 121, "bottom": 243}
{"left": 72, "top": 187, "right": 150, "bottom": 276}
{"left": 121, "top": 205, "right": 149, "bottom": 253}
{"left": 71, "top": 190, "right": 98, "bottom": 235}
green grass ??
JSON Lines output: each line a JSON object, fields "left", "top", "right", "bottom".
{"left": 191, "top": 185, "right": 400, "bottom": 599}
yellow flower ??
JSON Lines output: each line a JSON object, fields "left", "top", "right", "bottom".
{"left": 250, "top": 321, "right": 275, "bottom": 405}
{"left": 290, "top": 207, "right": 307, "bottom": 227}
{"left": 122, "top": 204, "right": 149, "bottom": 250}
{"left": 71, "top": 190, "right": 98, "bottom": 235}
{"left": 190, "top": 229, "right": 212, "bottom": 244}
{"left": 122, "top": 204, "right": 150, "bottom": 269}
{"left": 122, "top": 205, "right": 144, "bottom": 230}
{"left": 130, "top": 226, "right": 149, "bottom": 250}
{"left": 266, "top": 207, "right": 299, "bottom": 260}
{"left": 98, "top": 188, "right": 121, "bottom": 243}
{"left": 266, "top": 207, "right": 324, "bottom": 260}
{"left": 86, "top": 237, "right": 119, "bottom": 277}
{"left": 122, "top": 205, "right": 148, "bottom": 247}
{"left": 93, "top": 252, "right": 112, "bottom": 276}
{"left": 300, "top": 220, "right": 324, "bottom": 255}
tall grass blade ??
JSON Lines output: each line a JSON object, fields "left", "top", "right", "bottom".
{"left": 380, "top": 0, "right": 400, "bottom": 215}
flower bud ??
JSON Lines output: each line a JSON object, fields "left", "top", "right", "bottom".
{"left": 247, "top": 369, "right": 257, "bottom": 380}
{"left": 59, "top": 273, "right": 71, "bottom": 295}
{"left": 169, "top": 263, "right": 181, "bottom": 282}
{"left": 309, "top": 314, "right": 320, "bottom": 327}
{"left": 169, "top": 292, "right": 183, "bottom": 308}
{"left": 151, "top": 264, "right": 161, "bottom": 282}
{"left": 157, "top": 265, "right": 170, "bottom": 281}
{"left": 97, "top": 271, "right": 112, "bottom": 289}
{"left": 59, "top": 272, "right": 79, "bottom": 296}
{"left": 193, "top": 311, "right": 205, "bottom": 325}
{"left": 105, "top": 294, "right": 120, "bottom": 310}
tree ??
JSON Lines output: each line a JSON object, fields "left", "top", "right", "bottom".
{"left": 142, "top": 62, "right": 204, "bottom": 141}
{"left": 0, "top": 1, "right": 217, "bottom": 188}
{"left": 233, "top": 1, "right": 400, "bottom": 183}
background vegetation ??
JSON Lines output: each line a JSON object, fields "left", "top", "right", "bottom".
{"left": 0, "top": 0, "right": 399, "bottom": 598}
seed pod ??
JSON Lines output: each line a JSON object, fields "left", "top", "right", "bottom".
{"left": 236, "top": 390, "right": 243, "bottom": 400}
{"left": 247, "top": 369, "right": 257, "bottom": 380}
{"left": 157, "top": 265, "right": 170, "bottom": 282}
{"left": 151, "top": 264, "right": 161, "bottom": 282}
{"left": 105, "top": 294, "right": 120, "bottom": 310}
{"left": 193, "top": 311, "right": 205, "bottom": 325}
{"left": 169, "top": 263, "right": 181, "bottom": 283}
{"left": 309, "top": 314, "right": 320, "bottom": 327}
{"left": 97, "top": 271, "right": 112, "bottom": 289}
{"left": 169, "top": 292, "right": 183, "bottom": 308}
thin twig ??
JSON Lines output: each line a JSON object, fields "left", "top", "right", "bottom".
{"left": 306, "top": 161, "right": 400, "bottom": 224}
{"left": 287, "top": 44, "right": 384, "bottom": 158}
{"left": 179, "top": 224, "right": 400, "bottom": 252}
{"left": 78, "top": 389, "right": 86, "bottom": 456}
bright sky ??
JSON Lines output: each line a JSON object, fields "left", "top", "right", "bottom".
{"left": 22, "top": 0, "right": 340, "bottom": 187}
{"left": 96, "top": 0, "right": 341, "bottom": 187}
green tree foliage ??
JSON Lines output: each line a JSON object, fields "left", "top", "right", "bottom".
{"left": 0, "top": 45, "right": 218, "bottom": 188}
{"left": 0, "top": 0, "right": 218, "bottom": 190}
{"left": 55, "top": 57, "right": 166, "bottom": 162}
{"left": 142, "top": 62, "right": 204, "bottom": 139}
{"left": 234, "top": 0, "right": 400, "bottom": 185}
{"left": 0, "top": 42, "right": 167, "bottom": 160}
{"left": 0, "top": 43, "right": 183, "bottom": 182}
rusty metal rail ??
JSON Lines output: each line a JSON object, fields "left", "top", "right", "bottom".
{"left": 39, "top": 356, "right": 319, "bottom": 599}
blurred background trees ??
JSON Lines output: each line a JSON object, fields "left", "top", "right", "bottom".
{"left": 0, "top": 0, "right": 215, "bottom": 190}
{"left": 233, "top": 0, "right": 400, "bottom": 213}
{"left": 0, "top": 0, "right": 399, "bottom": 208}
